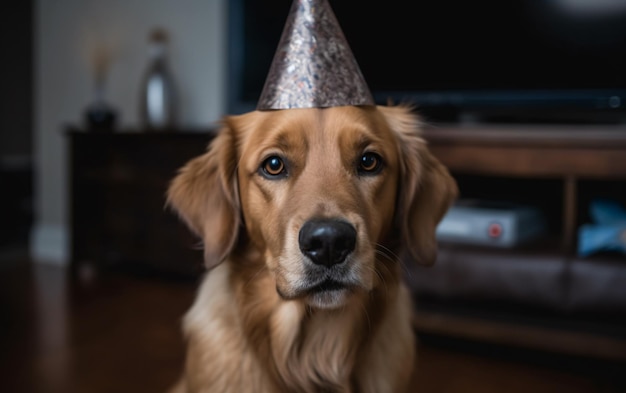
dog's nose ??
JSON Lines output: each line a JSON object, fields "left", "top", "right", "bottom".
{"left": 298, "top": 219, "right": 357, "bottom": 267}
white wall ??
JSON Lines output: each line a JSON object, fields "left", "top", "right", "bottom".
{"left": 33, "top": 0, "right": 227, "bottom": 264}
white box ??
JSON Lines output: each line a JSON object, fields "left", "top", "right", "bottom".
{"left": 436, "top": 199, "right": 547, "bottom": 248}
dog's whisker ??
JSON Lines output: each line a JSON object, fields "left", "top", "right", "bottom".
{"left": 374, "top": 243, "right": 401, "bottom": 264}
{"left": 373, "top": 256, "right": 393, "bottom": 278}
{"left": 371, "top": 249, "right": 394, "bottom": 288}
{"left": 375, "top": 243, "right": 414, "bottom": 281}
{"left": 363, "top": 263, "right": 389, "bottom": 297}
{"left": 374, "top": 247, "right": 407, "bottom": 278}
{"left": 374, "top": 249, "right": 397, "bottom": 265}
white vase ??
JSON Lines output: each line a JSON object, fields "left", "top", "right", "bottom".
{"left": 139, "top": 29, "right": 177, "bottom": 131}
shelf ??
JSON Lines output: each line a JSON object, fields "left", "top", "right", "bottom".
{"left": 436, "top": 240, "right": 626, "bottom": 266}
{"left": 422, "top": 124, "right": 626, "bottom": 179}
{"left": 438, "top": 236, "right": 567, "bottom": 258}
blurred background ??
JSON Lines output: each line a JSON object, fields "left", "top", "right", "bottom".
{"left": 1, "top": 0, "right": 625, "bottom": 392}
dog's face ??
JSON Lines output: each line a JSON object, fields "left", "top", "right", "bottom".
{"left": 168, "top": 105, "right": 457, "bottom": 310}
{"left": 235, "top": 107, "right": 401, "bottom": 309}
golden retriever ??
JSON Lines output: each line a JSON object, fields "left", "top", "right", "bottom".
{"left": 166, "top": 104, "right": 457, "bottom": 393}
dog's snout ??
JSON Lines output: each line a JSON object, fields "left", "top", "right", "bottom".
{"left": 298, "top": 219, "right": 357, "bottom": 267}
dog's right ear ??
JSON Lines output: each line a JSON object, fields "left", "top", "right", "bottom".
{"left": 166, "top": 123, "right": 240, "bottom": 269}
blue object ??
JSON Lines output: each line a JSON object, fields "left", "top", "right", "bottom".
{"left": 578, "top": 224, "right": 626, "bottom": 257}
{"left": 578, "top": 199, "right": 626, "bottom": 257}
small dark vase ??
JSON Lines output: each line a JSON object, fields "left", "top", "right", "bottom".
{"left": 85, "top": 102, "right": 117, "bottom": 132}
{"left": 84, "top": 86, "right": 117, "bottom": 132}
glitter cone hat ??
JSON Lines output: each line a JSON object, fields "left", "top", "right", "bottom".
{"left": 257, "top": 0, "right": 375, "bottom": 110}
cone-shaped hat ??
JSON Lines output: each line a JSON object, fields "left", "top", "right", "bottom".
{"left": 257, "top": 0, "right": 375, "bottom": 110}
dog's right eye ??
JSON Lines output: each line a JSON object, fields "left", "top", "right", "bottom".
{"left": 358, "top": 152, "right": 383, "bottom": 176}
{"left": 260, "top": 156, "right": 287, "bottom": 178}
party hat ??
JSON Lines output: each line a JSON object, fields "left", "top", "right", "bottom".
{"left": 257, "top": 0, "right": 375, "bottom": 110}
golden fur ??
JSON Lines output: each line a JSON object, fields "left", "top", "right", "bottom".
{"left": 166, "top": 105, "right": 457, "bottom": 393}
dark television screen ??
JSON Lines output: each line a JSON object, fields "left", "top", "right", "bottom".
{"left": 228, "top": 0, "right": 626, "bottom": 122}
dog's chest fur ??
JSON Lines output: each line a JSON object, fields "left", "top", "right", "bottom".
{"left": 182, "top": 262, "right": 414, "bottom": 393}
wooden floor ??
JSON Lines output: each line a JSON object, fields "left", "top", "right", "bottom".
{"left": 1, "top": 260, "right": 624, "bottom": 393}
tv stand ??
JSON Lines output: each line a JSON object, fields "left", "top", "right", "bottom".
{"left": 412, "top": 123, "right": 626, "bottom": 361}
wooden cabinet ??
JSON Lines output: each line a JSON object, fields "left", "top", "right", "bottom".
{"left": 68, "top": 129, "right": 216, "bottom": 277}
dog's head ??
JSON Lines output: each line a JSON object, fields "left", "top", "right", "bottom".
{"left": 167, "top": 105, "right": 457, "bottom": 309}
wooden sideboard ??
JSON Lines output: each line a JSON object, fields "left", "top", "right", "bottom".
{"left": 68, "top": 129, "right": 216, "bottom": 278}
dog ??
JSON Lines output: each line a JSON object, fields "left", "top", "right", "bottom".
{"left": 166, "top": 104, "right": 457, "bottom": 393}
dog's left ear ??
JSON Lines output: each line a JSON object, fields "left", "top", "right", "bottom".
{"left": 380, "top": 105, "right": 458, "bottom": 266}
{"left": 166, "top": 121, "right": 240, "bottom": 269}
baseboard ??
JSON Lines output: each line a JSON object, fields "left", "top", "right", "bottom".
{"left": 30, "top": 223, "right": 69, "bottom": 266}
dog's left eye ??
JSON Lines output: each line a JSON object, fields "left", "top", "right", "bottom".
{"left": 261, "top": 156, "right": 287, "bottom": 178}
{"left": 358, "top": 152, "right": 383, "bottom": 175}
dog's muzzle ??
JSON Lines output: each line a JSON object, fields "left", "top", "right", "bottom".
{"left": 298, "top": 219, "right": 357, "bottom": 267}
